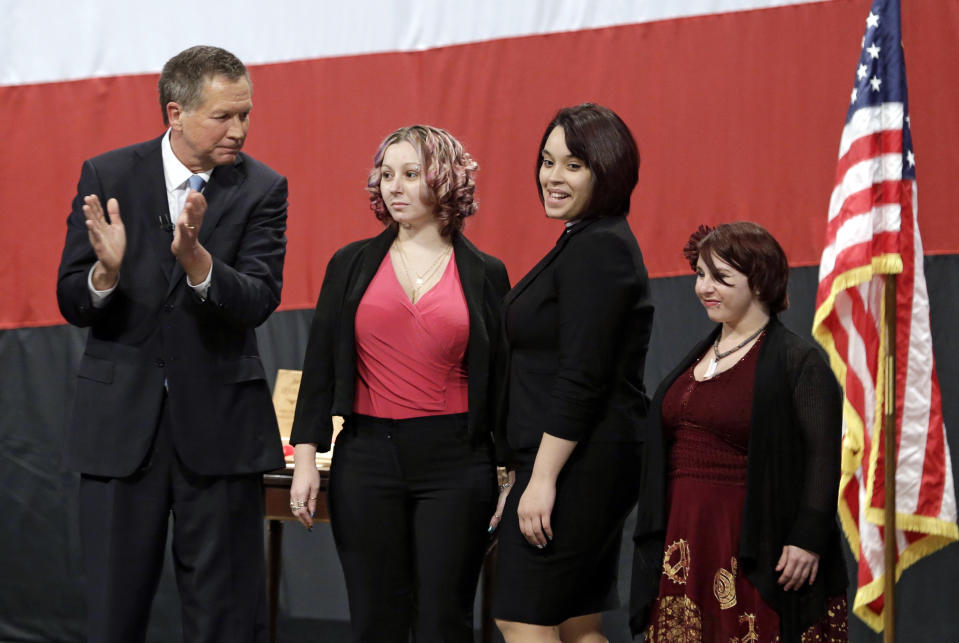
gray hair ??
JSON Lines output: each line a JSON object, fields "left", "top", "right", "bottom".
{"left": 158, "top": 46, "right": 250, "bottom": 126}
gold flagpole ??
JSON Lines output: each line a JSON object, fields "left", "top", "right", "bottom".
{"left": 883, "top": 274, "right": 897, "bottom": 642}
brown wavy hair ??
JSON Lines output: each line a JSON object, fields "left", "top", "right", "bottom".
{"left": 684, "top": 221, "right": 790, "bottom": 313}
{"left": 367, "top": 125, "right": 478, "bottom": 237}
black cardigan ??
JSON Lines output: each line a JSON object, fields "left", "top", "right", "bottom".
{"left": 630, "top": 317, "right": 848, "bottom": 642}
{"left": 290, "top": 227, "right": 510, "bottom": 456}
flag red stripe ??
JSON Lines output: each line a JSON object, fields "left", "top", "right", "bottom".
{"left": 816, "top": 232, "right": 900, "bottom": 295}
{"left": 826, "top": 181, "right": 908, "bottom": 241}
{"left": 917, "top": 390, "right": 947, "bottom": 516}
{"left": 834, "top": 129, "right": 903, "bottom": 184}
{"left": 848, "top": 287, "right": 881, "bottom": 383}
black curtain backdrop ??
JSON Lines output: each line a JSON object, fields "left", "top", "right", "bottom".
{"left": 2, "top": 257, "right": 957, "bottom": 642}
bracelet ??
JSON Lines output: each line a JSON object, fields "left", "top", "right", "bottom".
{"left": 499, "top": 482, "right": 512, "bottom": 491}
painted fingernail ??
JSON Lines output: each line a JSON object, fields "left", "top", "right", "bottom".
{"left": 488, "top": 525, "right": 495, "bottom": 534}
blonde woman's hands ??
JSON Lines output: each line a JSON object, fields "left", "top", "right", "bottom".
{"left": 290, "top": 443, "right": 320, "bottom": 530}
{"left": 488, "top": 469, "right": 515, "bottom": 534}
{"left": 775, "top": 545, "right": 820, "bottom": 591}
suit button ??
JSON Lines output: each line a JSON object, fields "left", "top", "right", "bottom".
{"left": 163, "top": 304, "right": 174, "bottom": 312}
{"left": 154, "top": 358, "right": 165, "bottom": 368}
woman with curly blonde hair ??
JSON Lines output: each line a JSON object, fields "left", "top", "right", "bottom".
{"left": 289, "top": 125, "right": 510, "bottom": 641}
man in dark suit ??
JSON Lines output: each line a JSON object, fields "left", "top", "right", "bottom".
{"left": 56, "top": 45, "right": 287, "bottom": 643}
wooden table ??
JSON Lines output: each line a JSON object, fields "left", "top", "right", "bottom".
{"left": 263, "top": 467, "right": 329, "bottom": 643}
{"left": 262, "top": 467, "right": 497, "bottom": 642}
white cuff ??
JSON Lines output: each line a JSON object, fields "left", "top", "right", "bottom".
{"left": 87, "top": 263, "right": 117, "bottom": 309}
{"left": 187, "top": 265, "right": 213, "bottom": 300}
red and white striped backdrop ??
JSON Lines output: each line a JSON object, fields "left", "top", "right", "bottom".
{"left": 1, "top": 0, "right": 956, "bottom": 329}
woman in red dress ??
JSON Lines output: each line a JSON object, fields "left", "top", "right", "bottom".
{"left": 632, "top": 222, "right": 848, "bottom": 642}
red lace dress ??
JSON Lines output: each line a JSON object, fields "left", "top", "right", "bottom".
{"left": 645, "top": 336, "right": 847, "bottom": 642}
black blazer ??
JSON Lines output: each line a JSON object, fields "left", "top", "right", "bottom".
{"left": 290, "top": 227, "right": 510, "bottom": 454}
{"left": 56, "top": 135, "right": 288, "bottom": 478}
{"left": 501, "top": 216, "right": 654, "bottom": 451}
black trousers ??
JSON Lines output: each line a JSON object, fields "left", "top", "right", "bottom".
{"left": 329, "top": 413, "right": 497, "bottom": 642}
{"left": 78, "top": 396, "right": 268, "bottom": 643}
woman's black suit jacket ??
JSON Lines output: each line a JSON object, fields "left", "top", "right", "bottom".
{"left": 501, "top": 216, "right": 654, "bottom": 452}
{"left": 290, "top": 226, "right": 510, "bottom": 454}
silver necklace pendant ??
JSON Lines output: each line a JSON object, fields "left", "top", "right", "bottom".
{"left": 703, "top": 357, "right": 719, "bottom": 379}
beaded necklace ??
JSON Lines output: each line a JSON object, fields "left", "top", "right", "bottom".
{"left": 702, "top": 324, "right": 767, "bottom": 379}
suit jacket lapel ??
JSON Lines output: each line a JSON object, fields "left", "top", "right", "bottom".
{"left": 198, "top": 160, "right": 243, "bottom": 246}
{"left": 454, "top": 235, "right": 490, "bottom": 415}
{"left": 335, "top": 227, "right": 395, "bottom": 386}
{"left": 503, "top": 226, "right": 573, "bottom": 309}
{"left": 132, "top": 140, "right": 177, "bottom": 282}
{"left": 345, "top": 227, "right": 395, "bottom": 309}
{"left": 454, "top": 234, "right": 486, "bottom": 337}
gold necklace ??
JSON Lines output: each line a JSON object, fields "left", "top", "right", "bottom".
{"left": 394, "top": 242, "right": 451, "bottom": 300}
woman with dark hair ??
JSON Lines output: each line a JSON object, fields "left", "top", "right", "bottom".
{"left": 288, "top": 125, "right": 510, "bottom": 641}
{"left": 492, "top": 103, "right": 654, "bottom": 641}
{"left": 631, "top": 222, "right": 848, "bottom": 642}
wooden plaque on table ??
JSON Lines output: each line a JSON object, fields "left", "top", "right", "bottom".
{"left": 272, "top": 369, "right": 343, "bottom": 465}
{"left": 272, "top": 369, "right": 302, "bottom": 439}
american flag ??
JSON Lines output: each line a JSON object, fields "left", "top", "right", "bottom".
{"left": 812, "top": 0, "right": 957, "bottom": 632}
